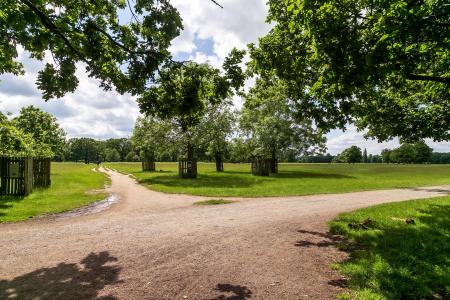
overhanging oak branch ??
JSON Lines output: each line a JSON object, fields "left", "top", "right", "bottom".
{"left": 407, "top": 74, "right": 450, "bottom": 84}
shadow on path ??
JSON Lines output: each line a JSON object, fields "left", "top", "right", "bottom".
{"left": 295, "top": 229, "right": 347, "bottom": 248}
{"left": 0, "top": 251, "right": 121, "bottom": 300}
{"left": 210, "top": 283, "right": 252, "bottom": 300}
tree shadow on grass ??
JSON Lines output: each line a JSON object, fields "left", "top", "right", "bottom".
{"left": 330, "top": 204, "right": 450, "bottom": 299}
{"left": 209, "top": 283, "right": 252, "bottom": 300}
{"left": 0, "top": 251, "right": 122, "bottom": 300}
{"left": 0, "top": 196, "right": 26, "bottom": 217}
{"left": 139, "top": 174, "right": 269, "bottom": 189}
{"left": 273, "top": 171, "right": 354, "bottom": 179}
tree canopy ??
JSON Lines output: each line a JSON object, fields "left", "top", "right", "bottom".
{"left": 1, "top": 0, "right": 182, "bottom": 99}
{"left": 137, "top": 60, "right": 242, "bottom": 165}
{"left": 12, "top": 105, "right": 66, "bottom": 157}
{"left": 249, "top": 0, "right": 450, "bottom": 142}
{"left": 334, "top": 146, "right": 363, "bottom": 163}
{"left": 0, "top": 107, "right": 59, "bottom": 157}
{"left": 241, "top": 76, "right": 326, "bottom": 161}
{"left": 0, "top": 119, "right": 37, "bottom": 156}
{"left": 131, "top": 116, "right": 175, "bottom": 162}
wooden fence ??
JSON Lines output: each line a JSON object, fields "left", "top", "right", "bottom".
{"left": 0, "top": 157, "right": 33, "bottom": 196}
{"left": 33, "top": 158, "right": 51, "bottom": 188}
{"left": 0, "top": 157, "right": 51, "bottom": 196}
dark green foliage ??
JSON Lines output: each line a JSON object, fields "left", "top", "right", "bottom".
{"left": 1, "top": 0, "right": 182, "bottom": 99}
{"left": 362, "top": 149, "right": 368, "bottom": 163}
{"left": 249, "top": 0, "right": 450, "bottom": 141}
{"left": 330, "top": 197, "right": 450, "bottom": 299}
{"left": 386, "top": 140, "right": 433, "bottom": 164}
{"left": 381, "top": 149, "right": 392, "bottom": 163}
{"left": 67, "top": 138, "right": 100, "bottom": 163}
{"left": 431, "top": 152, "right": 450, "bottom": 164}
{"left": 137, "top": 61, "right": 241, "bottom": 173}
{"left": 241, "top": 76, "right": 326, "bottom": 163}
{"left": 12, "top": 106, "right": 65, "bottom": 158}
{"left": 334, "top": 146, "right": 363, "bottom": 163}
{"left": 105, "top": 138, "right": 132, "bottom": 162}
{"left": 301, "top": 154, "right": 334, "bottom": 163}
{"left": 0, "top": 107, "right": 58, "bottom": 158}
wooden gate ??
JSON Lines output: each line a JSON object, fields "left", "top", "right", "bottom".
{"left": 0, "top": 157, "right": 33, "bottom": 196}
{"left": 33, "top": 159, "right": 51, "bottom": 188}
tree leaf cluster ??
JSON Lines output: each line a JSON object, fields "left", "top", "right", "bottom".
{"left": 248, "top": 0, "right": 450, "bottom": 142}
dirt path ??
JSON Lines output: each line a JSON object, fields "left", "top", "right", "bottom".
{"left": 1, "top": 169, "right": 449, "bottom": 300}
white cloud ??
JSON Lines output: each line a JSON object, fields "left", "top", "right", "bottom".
{"left": 0, "top": 53, "right": 139, "bottom": 140}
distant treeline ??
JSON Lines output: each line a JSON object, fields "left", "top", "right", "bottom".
{"left": 62, "top": 137, "right": 450, "bottom": 165}
{"left": 301, "top": 141, "right": 450, "bottom": 164}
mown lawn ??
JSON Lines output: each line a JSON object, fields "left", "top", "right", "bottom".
{"left": 329, "top": 197, "right": 450, "bottom": 300}
{"left": 106, "top": 162, "right": 450, "bottom": 197}
{"left": 0, "top": 163, "right": 109, "bottom": 223}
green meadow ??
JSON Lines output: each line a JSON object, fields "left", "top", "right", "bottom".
{"left": 106, "top": 162, "right": 450, "bottom": 197}
{"left": 0, "top": 163, "right": 108, "bottom": 223}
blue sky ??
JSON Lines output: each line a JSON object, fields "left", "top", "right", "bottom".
{"left": 1, "top": 0, "right": 449, "bottom": 155}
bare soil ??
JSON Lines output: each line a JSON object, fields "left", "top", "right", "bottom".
{"left": 1, "top": 168, "right": 449, "bottom": 300}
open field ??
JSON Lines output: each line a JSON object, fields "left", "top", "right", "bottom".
{"left": 330, "top": 196, "right": 450, "bottom": 299}
{"left": 1, "top": 169, "right": 449, "bottom": 299}
{"left": 0, "top": 163, "right": 108, "bottom": 223}
{"left": 105, "top": 162, "right": 450, "bottom": 197}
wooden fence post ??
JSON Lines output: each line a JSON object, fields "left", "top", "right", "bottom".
{"left": 24, "top": 157, "right": 33, "bottom": 196}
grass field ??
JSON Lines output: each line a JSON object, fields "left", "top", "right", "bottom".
{"left": 329, "top": 196, "right": 450, "bottom": 300}
{"left": 105, "top": 162, "right": 450, "bottom": 197}
{"left": 0, "top": 163, "right": 108, "bottom": 223}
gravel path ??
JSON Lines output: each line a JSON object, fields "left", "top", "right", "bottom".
{"left": 1, "top": 168, "right": 449, "bottom": 300}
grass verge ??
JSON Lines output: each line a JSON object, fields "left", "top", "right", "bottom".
{"left": 0, "top": 163, "right": 109, "bottom": 223}
{"left": 329, "top": 196, "right": 450, "bottom": 299}
{"left": 105, "top": 162, "right": 450, "bottom": 197}
{"left": 194, "top": 199, "right": 236, "bottom": 205}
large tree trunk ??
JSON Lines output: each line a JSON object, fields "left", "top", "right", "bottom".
{"left": 215, "top": 152, "right": 224, "bottom": 172}
{"left": 270, "top": 149, "right": 278, "bottom": 173}
{"left": 251, "top": 157, "right": 270, "bottom": 176}
{"left": 179, "top": 142, "right": 197, "bottom": 178}
{"left": 142, "top": 155, "right": 155, "bottom": 172}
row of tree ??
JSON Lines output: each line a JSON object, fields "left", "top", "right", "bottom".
{"left": 381, "top": 141, "right": 433, "bottom": 164}
{"left": 327, "top": 141, "right": 434, "bottom": 164}
{"left": 131, "top": 71, "right": 326, "bottom": 176}
{"left": 1, "top": 105, "right": 443, "bottom": 169}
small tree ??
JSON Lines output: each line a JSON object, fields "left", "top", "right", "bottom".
{"left": 105, "top": 148, "right": 120, "bottom": 162}
{"left": 201, "top": 103, "right": 236, "bottom": 172}
{"left": 105, "top": 138, "right": 132, "bottom": 162}
{"left": 413, "top": 140, "right": 433, "bottom": 163}
{"left": 138, "top": 55, "right": 244, "bottom": 178}
{"left": 381, "top": 149, "right": 392, "bottom": 163}
{"left": 131, "top": 116, "right": 175, "bottom": 171}
{"left": 241, "top": 77, "right": 326, "bottom": 175}
{"left": 67, "top": 138, "right": 99, "bottom": 163}
{"left": 336, "top": 146, "right": 363, "bottom": 164}
{"left": 363, "top": 148, "right": 368, "bottom": 163}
